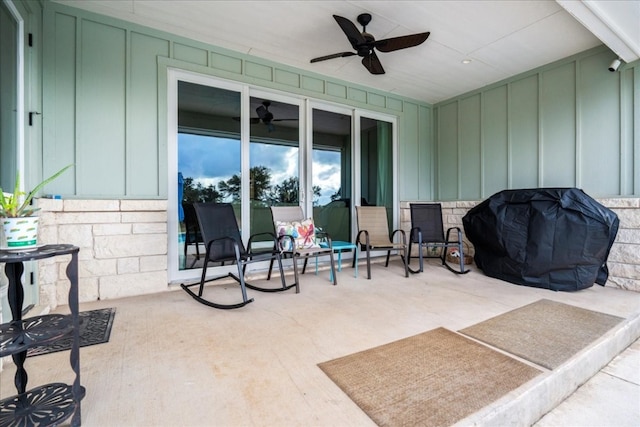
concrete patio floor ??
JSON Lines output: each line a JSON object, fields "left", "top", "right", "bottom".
{"left": 2, "top": 258, "right": 639, "bottom": 426}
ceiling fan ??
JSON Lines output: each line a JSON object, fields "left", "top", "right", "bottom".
{"left": 235, "top": 100, "right": 298, "bottom": 132}
{"left": 310, "top": 13, "right": 430, "bottom": 75}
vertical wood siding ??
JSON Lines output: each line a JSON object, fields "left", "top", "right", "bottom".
{"left": 41, "top": 2, "right": 432, "bottom": 199}
{"left": 435, "top": 46, "right": 639, "bottom": 200}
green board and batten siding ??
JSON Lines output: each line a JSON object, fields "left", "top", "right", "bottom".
{"left": 40, "top": 2, "right": 639, "bottom": 203}
{"left": 41, "top": 2, "right": 430, "bottom": 201}
{"left": 434, "top": 47, "right": 639, "bottom": 200}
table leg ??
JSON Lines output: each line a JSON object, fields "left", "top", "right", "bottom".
{"left": 6, "top": 262, "right": 28, "bottom": 394}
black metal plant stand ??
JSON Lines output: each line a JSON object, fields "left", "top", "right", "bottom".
{"left": 0, "top": 244, "right": 84, "bottom": 427}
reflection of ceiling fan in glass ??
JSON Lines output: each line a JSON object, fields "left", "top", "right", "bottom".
{"left": 235, "top": 100, "right": 298, "bottom": 132}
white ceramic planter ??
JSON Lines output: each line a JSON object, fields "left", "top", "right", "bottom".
{"left": 2, "top": 216, "right": 39, "bottom": 249}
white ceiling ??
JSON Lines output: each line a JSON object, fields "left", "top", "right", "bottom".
{"left": 53, "top": 0, "right": 639, "bottom": 104}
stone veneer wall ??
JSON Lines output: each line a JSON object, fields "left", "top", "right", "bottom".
{"left": 25, "top": 197, "right": 640, "bottom": 312}
{"left": 400, "top": 198, "right": 640, "bottom": 292}
{"left": 36, "top": 199, "right": 169, "bottom": 309}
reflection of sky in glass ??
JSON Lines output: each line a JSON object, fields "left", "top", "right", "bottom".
{"left": 179, "top": 133, "right": 340, "bottom": 205}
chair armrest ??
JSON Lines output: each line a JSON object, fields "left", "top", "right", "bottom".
{"left": 356, "top": 230, "right": 370, "bottom": 247}
{"left": 316, "top": 230, "right": 333, "bottom": 248}
{"left": 248, "top": 231, "right": 278, "bottom": 247}
{"left": 409, "top": 227, "right": 422, "bottom": 243}
{"left": 445, "top": 227, "right": 463, "bottom": 243}
{"left": 391, "top": 229, "right": 407, "bottom": 245}
{"left": 276, "top": 234, "right": 296, "bottom": 252}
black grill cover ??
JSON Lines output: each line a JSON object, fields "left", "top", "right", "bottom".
{"left": 462, "top": 188, "right": 619, "bottom": 291}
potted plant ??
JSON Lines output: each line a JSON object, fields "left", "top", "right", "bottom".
{"left": 1, "top": 164, "right": 73, "bottom": 250}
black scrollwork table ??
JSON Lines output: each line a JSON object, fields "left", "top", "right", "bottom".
{"left": 0, "top": 244, "right": 84, "bottom": 427}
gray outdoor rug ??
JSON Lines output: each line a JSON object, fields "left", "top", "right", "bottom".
{"left": 459, "top": 299, "right": 624, "bottom": 369}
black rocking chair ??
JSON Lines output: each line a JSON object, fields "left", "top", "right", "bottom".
{"left": 180, "top": 203, "right": 294, "bottom": 309}
{"left": 408, "top": 203, "right": 470, "bottom": 275}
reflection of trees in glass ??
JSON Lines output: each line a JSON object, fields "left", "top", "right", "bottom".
{"left": 183, "top": 166, "right": 321, "bottom": 205}
{"left": 182, "top": 177, "right": 222, "bottom": 202}
{"left": 218, "top": 166, "right": 271, "bottom": 201}
{"left": 266, "top": 177, "right": 321, "bottom": 205}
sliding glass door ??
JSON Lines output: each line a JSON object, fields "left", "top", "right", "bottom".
{"left": 177, "top": 81, "right": 241, "bottom": 270}
{"left": 168, "top": 71, "right": 398, "bottom": 282}
{"left": 310, "top": 106, "right": 352, "bottom": 242}
{"left": 249, "top": 95, "right": 301, "bottom": 241}
{"left": 360, "top": 115, "right": 395, "bottom": 232}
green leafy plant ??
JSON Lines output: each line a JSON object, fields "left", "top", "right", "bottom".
{"left": 0, "top": 165, "right": 73, "bottom": 218}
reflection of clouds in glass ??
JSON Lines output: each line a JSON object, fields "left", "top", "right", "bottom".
{"left": 313, "top": 150, "right": 340, "bottom": 205}
{"left": 250, "top": 143, "right": 298, "bottom": 183}
{"left": 178, "top": 134, "right": 239, "bottom": 180}
{"left": 179, "top": 135, "right": 341, "bottom": 204}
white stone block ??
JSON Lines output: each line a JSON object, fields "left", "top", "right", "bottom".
{"left": 615, "top": 229, "right": 640, "bottom": 244}
{"left": 92, "top": 223, "right": 132, "bottom": 236}
{"left": 54, "top": 212, "right": 122, "bottom": 225}
{"left": 599, "top": 198, "right": 640, "bottom": 208}
{"left": 55, "top": 279, "right": 71, "bottom": 307}
{"left": 608, "top": 262, "right": 640, "bottom": 280}
{"left": 63, "top": 199, "right": 120, "bottom": 212}
{"left": 608, "top": 243, "right": 640, "bottom": 264}
{"left": 99, "top": 271, "right": 168, "bottom": 300}
{"left": 140, "top": 255, "right": 167, "bottom": 272}
{"left": 59, "top": 224, "right": 93, "bottom": 248}
{"left": 36, "top": 198, "right": 64, "bottom": 212}
{"left": 121, "top": 211, "right": 167, "bottom": 223}
{"left": 613, "top": 209, "right": 640, "bottom": 228}
{"left": 39, "top": 262, "right": 59, "bottom": 285}
{"left": 94, "top": 234, "right": 167, "bottom": 258}
{"left": 133, "top": 222, "right": 168, "bottom": 234}
{"left": 78, "top": 277, "right": 100, "bottom": 303}
{"left": 606, "top": 276, "right": 640, "bottom": 292}
{"left": 78, "top": 258, "right": 117, "bottom": 278}
{"left": 117, "top": 257, "right": 140, "bottom": 274}
{"left": 38, "top": 225, "right": 59, "bottom": 245}
{"left": 120, "top": 200, "right": 167, "bottom": 211}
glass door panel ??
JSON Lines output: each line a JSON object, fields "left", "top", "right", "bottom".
{"left": 311, "top": 108, "right": 352, "bottom": 242}
{"left": 249, "top": 96, "right": 300, "bottom": 242}
{"left": 177, "top": 81, "right": 241, "bottom": 270}
{"left": 0, "top": 1, "right": 18, "bottom": 190}
{"left": 360, "top": 116, "right": 394, "bottom": 232}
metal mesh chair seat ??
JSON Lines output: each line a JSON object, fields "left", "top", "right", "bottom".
{"left": 408, "top": 203, "right": 470, "bottom": 274}
{"left": 268, "top": 206, "right": 338, "bottom": 288}
{"left": 355, "top": 206, "right": 409, "bottom": 279}
{"left": 180, "top": 203, "right": 293, "bottom": 309}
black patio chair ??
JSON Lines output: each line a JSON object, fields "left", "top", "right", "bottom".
{"left": 408, "top": 203, "right": 470, "bottom": 275}
{"left": 180, "top": 203, "right": 294, "bottom": 309}
{"left": 355, "top": 206, "right": 409, "bottom": 279}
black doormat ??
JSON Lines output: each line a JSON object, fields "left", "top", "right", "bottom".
{"left": 27, "top": 308, "right": 116, "bottom": 357}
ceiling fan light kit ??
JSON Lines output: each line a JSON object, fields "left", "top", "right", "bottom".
{"left": 310, "top": 13, "right": 430, "bottom": 75}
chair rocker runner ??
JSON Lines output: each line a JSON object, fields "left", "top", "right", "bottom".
{"left": 408, "top": 203, "right": 470, "bottom": 275}
{"left": 268, "top": 206, "right": 338, "bottom": 288}
{"left": 355, "top": 206, "right": 409, "bottom": 279}
{"left": 180, "top": 203, "right": 294, "bottom": 310}
{"left": 182, "top": 202, "right": 203, "bottom": 268}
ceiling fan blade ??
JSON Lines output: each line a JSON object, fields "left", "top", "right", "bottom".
{"left": 333, "top": 15, "right": 366, "bottom": 49}
{"left": 374, "top": 32, "right": 430, "bottom": 53}
{"left": 310, "top": 52, "right": 356, "bottom": 63}
{"left": 362, "top": 52, "right": 385, "bottom": 75}
{"left": 272, "top": 118, "right": 298, "bottom": 122}
{"left": 256, "top": 104, "right": 268, "bottom": 120}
